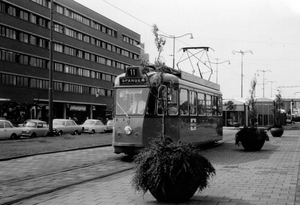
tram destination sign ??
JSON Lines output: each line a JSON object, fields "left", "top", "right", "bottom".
{"left": 119, "top": 77, "right": 146, "bottom": 85}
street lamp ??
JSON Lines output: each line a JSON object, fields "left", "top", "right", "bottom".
{"left": 232, "top": 50, "right": 253, "bottom": 98}
{"left": 48, "top": 0, "right": 54, "bottom": 136}
{"left": 204, "top": 59, "right": 230, "bottom": 84}
{"left": 257, "top": 69, "right": 271, "bottom": 97}
{"left": 159, "top": 33, "right": 193, "bottom": 69}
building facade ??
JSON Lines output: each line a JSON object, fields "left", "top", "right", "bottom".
{"left": 0, "top": 0, "right": 141, "bottom": 124}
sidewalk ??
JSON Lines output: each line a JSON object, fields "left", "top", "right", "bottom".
{"left": 13, "top": 127, "right": 300, "bottom": 205}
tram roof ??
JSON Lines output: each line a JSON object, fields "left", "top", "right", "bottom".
{"left": 114, "top": 66, "right": 221, "bottom": 92}
{"left": 179, "top": 70, "right": 220, "bottom": 91}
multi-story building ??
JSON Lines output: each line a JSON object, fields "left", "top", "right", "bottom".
{"left": 0, "top": 0, "right": 141, "bottom": 124}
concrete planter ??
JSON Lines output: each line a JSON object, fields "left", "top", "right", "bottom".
{"left": 270, "top": 127, "right": 284, "bottom": 137}
{"left": 149, "top": 174, "right": 199, "bottom": 203}
{"left": 235, "top": 127, "right": 269, "bottom": 151}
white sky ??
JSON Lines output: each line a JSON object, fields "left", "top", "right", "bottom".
{"left": 75, "top": 0, "right": 300, "bottom": 99}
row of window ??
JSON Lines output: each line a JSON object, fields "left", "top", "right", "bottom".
{"left": 0, "top": 1, "right": 139, "bottom": 62}
{"left": 54, "top": 62, "right": 115, "bottom": 82}
{"left": 53, "top": 42, "right": 128, "bottom": 69}
{"left": 31, "top": 0, "right": 116, "bottom": 37}
{"left": 0, "top": 25, "right": 49, "bottom": 48}
{"left": 31, "top": 0, "right": 140, "bottom": 48}
{"left": 0, "top": 24, "right": 129, "bottom": 71}
{"left": 0, "top": 72, "right": 112, "bottom": 97}
{"left": 158, "top": 88, "right": 222, "bottom": 116}
{"left": 0, "top": 49, "right": 48, "bottom": 69}
{"left": 0, "top": 49, "right": 115, "bottom": 83}
{"left": 55, "top": 23, "right": 139, "bottom": 59}
{"left": 122, "top": 35, "right": 140, "bottom": 47}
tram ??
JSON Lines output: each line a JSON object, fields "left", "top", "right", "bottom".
{"left": 113, "top": 65, "right": 223, "bottom": 155}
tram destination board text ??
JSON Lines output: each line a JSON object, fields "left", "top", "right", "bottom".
{"left": 120, "top": 77, "right": 146, "bottom": 85}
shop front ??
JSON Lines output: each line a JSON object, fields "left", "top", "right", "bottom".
{"left": 223, "top": 99, "right": 247, "bottom": 127}
{"left": 0, "top": 98, "right": 108, "bottom": 126}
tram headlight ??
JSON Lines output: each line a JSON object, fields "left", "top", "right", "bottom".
{"left": 124, "top": 126, "right": 133, "bottom": 135}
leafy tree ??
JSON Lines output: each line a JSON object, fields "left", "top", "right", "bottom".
{"left": 247, "top": 77, "right": 257, "bottom": 127}
{"left": 273, "top": 91, "right": 283, "bottom": 127}
{"left": 225, "top": 100, "right": 236, "bottom": 111}
{"left": 152, "top": 24, "right": 166, "bottom": 66}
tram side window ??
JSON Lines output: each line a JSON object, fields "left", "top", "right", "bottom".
{"left": 189, "top": 91, "right": 197, "bottom": 115}
{"left": 147, "top": 89, "right": 157, "bottom": 115}
{"left": 167, "top": 88, "right": 178, "bottom": 115}
{"left": 179, "top": 89, "right": 188, "bottom": 115}
{"left": 206, "top": 94, "right": 212, "bottom": 116}
{"left": 197, "top": 93, "right": 206, "bottom": 115}
{"left": 212, "top": 96, "right": 218, "bottom": 116}
{"left": 218, "top": 97, "right": 223, "bottom": 116}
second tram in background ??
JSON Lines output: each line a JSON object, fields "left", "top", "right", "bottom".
{"left": 112, "top": 65, "right": 223, "bottom": 155}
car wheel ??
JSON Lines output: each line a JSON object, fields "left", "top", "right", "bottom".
{"left": 91, "top": 130, "right": 95, "bottom": 134}
{"left": 58, "top": 131, "right": 63, "bottom": 136}
{"left": 10, "top": 133, "right": 18, "bottom": 140}
{"left": 30, "top": 133, "right": 36, "bottom": 138}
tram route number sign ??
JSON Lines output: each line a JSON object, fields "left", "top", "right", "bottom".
{"left": 190, "top": 118, "right": 196, "bottom": 131}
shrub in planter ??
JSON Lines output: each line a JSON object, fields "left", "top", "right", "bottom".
{"left": 269, "top": 92, "right": 284, "bottom": 137}
{"left": 235, "top": 77, "right": 269, "bottom": 151}
{"left": 131, "top": 137, "right": 215, "bottom": 203}
{"left": 235, "top": 127, "right": 269, "bottom": 151}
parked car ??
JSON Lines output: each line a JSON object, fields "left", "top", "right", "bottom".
{"left": 20, "top": 119, "right": 49, "bottom": 138}
{"left": 105, "top": 120, "right": 114, "bottom": 132}
{"left": 0, "top": 119, "right": 22, "bottom": 140}
{"left": 18, "top": 119, "right": 35, "bottom": 127}
{"left": 81, "top": 119, "right": 106, "bottom": 134}
{"left": 53, "top": 119, "right": 83, "bottom": 136}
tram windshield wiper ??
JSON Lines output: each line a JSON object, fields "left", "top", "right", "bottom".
{"left": 116, "top": 102, "right": 129, "bottom": 118}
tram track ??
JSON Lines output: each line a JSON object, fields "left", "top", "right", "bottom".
{"left": 0, "top": 131, "right": 236, "bottom": 205}
{"left": 0, "top": 147, "right": 133, "bottom": 205}
{"left": 2, "top": 166, "right": 133, "bottom": 205}
{"left": 1, "top": 155, "right": 121, "bottom": 186}
{"left": 0, "top": 143, "right": 112, "bottom": 162}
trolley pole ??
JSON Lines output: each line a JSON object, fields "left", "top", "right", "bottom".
{"left": 159, "top": 33, "right": 193, "bottom": 69}
{"left": 204, "top": 59, "right": 230, "bottom": 84}
{"left": 257, "top": 69, "right": 271, "bottom": 98}
{"left": 232, "top": 50, "right": 253, "bottom": 98}
{"left": 267, "top": 80, "right": 277, "bottom": 98}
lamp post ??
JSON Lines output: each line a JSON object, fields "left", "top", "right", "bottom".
{"left": 159, "top": 33, "right": 193, "bottom": 69}
{"left": 48, "top": 0, "right": 54, "bottom": 135}
{"left": 204, "top": 59, "right": 230, "bottom": 84}
{"left": 267, "top": 80, "right": 276, "bottom": 98}
{"left": 232, "top": 50, "right": 253, "bottom": 98}
{"left": 257, "top": 69, "right": 271, "bottom": 97}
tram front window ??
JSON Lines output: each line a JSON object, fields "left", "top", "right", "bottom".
{"left": 116, "top": 88, "right": 149, "bottom": 115}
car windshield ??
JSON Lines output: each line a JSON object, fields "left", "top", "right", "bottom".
{"left": 83, "top": 120, "right": 95, "bottom": 125}
{"left": 24, "top": 122, "right": 36, "bottom": 127}
{"left": 106, "top": 120, "right": 113, "bottom": 125}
